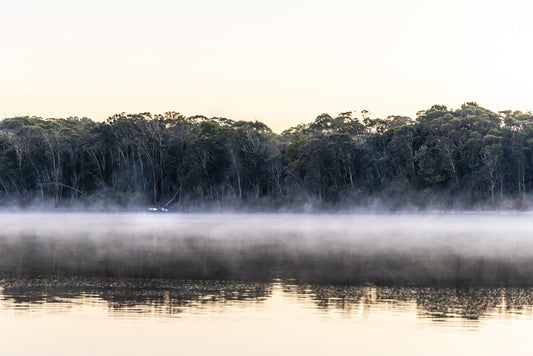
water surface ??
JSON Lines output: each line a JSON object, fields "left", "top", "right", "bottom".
{"left": 2, "top": 212, "right": 533, "bottom": 355}
{"left": 2, "top": 278, "right": 533, "bottom": 355}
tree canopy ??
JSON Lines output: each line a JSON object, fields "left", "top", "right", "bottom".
{"left": 1, "top": 104, "right": 533, "bottom": 210}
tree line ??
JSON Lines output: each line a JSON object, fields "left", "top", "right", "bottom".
{"left": 1, "top": 102, "right": 533, "bottom": 210}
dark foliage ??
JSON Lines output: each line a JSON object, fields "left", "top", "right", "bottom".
{"left": 1, "top": 103, "right": 532, "bottom": 209}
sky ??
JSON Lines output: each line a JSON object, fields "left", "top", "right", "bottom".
{"left": 1, "top": 0, "right": 533, "bottom": 132}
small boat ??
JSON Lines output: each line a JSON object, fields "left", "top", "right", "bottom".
{"left": 147, "top": 207, "right": 169, "bottom": 213}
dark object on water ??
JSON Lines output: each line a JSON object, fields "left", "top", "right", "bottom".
{"left": 147, "top": 207, "right": 169, "bottom": 213}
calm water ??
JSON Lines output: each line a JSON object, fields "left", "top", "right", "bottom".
{"left": 2, "top": 278, "right": 533, "bottom": 355}
{"left": 2, "top": 212, "right": 533, "bottom": 355}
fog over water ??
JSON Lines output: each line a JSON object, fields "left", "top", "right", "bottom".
{"left": 4, "top": 213, "right": 533, "bottom": 355}
{"left": 1, "top": 212, "right": 533, "bottom": 286}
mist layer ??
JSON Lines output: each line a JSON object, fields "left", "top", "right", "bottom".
{"left": 1, "top": 213, "right": 532, "bottom": 286}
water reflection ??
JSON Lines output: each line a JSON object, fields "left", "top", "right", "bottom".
{"left": 0, "top": 277, "right": 271, "bottom": 316}
{"left": 3, "top": 277, "right": 533, "bottom": 325}
{"left": 302, "top": 285, "right": 533, "bottom": 323}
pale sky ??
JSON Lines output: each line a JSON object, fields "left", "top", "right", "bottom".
{"left": 1, "top": 0, "right": 533, "bottom": 132}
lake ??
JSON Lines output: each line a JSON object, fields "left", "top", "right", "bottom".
{"left": 1, "top": 212, "right": 533, "bottom": 355}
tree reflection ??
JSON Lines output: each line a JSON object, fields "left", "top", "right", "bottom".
{"left": 299, "top": 284, "right": 533, "bottom": 321}
{"left": 3, "top": 278, "right": 533, "bottom": 322}
{"left": 0, "top": 277, "right": 271, "bottom": 315}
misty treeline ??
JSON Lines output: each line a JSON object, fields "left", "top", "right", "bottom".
{"left": 1, "top": 102, "right": 533, "bottom": 209}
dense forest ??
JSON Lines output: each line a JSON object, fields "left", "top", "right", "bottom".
{"left": 1, "top": 102, "right": 533, "bottom": 210}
